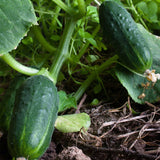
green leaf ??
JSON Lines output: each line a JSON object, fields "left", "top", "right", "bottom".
{"left": 86, "top": 6, "right": 99, "bottom": 23}
{"left": 58, "top": 90, "right": 77, "bottom": 112}
{"left": 116, "top": 24, "right": 160, "bottom": 104}
{"left": 86, "top": 54, "right": 99, "bottom": 63}
{"left": 136, "top": 1, "right": 148, "bottom": 15}
{"left": 136, "top": 1, "right": 158, "bottom": 23}
{"left": 0, "top": 0, "right": 37, "bottom": 55}
{"left": 78, "top": 29, "right": 99, "bottom": 49}
{"left": 55, "top": 113, "right": 91, "bottom": 133}
{"left": 90, "top": 98, "right": 99, "bottom": 106}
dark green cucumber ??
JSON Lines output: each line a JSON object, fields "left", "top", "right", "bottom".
{"left": 0, "top": 76, "right": 26, "bottom": 132}
{"left": 99, "top": 1, "right": 152, "bottom": 73}
{"left": 7, "top": 75, "right": 59, "bottom": 160}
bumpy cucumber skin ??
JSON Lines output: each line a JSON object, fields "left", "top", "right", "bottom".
{"left": 7, "top": 75, "right": 59, "bottom": 160}
{"left": 0, "top": 76, "right": 26, "bottom": 132}
{"left": 99, "top": 1, "right": 152, "bottom": 73}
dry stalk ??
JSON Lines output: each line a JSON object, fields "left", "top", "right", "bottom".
{"left": 145, "top": 101, "right": 159, "bottom": 109}
{"left": 127, "top": 96, "right": 133, "bottom": 115}
{"left": 0, "top": 131, "right": 3, "bottom": 138}
{"left": 117, "top": 130, "right": 139, "bottom": 139}
{"left": 75, "top": 93, "right": 87, "bottom": 113}
{"left": 79, "top": 128, "right": 102, "bottom": 147}
{"left": 90, "top": 105, "right": 103, "bottom": 115}
{"left": 77, "top": 141, "right": 158, "bottom": 160}
{"left": 108, "top": 101, "right": 128, "bottom": 113}
{"left": 98, "top": 114, "right": 150, "bottom": 134}
{"left": 129, "top": 107, "right": 160, "bottom": 150}
{"left": 129, "top": 124, "right": 149, "bottom": 150}
{"left": 144, "top": 147, "right": 160, "bottom": 154}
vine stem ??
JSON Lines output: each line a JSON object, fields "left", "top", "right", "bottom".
{"left": 76, "top": 25, "right": 100, "bottom": 61}
{"left": 77, "top": 0, "right": 86, "bottom": 17}
{"left": 49, "top": 18, "right": 77, "bottom": 83}
{"left": 50, "top": 6, "right": 61, "bottom": 33}
{"left": 32, "top": 26, "right": 56, "bottom": 52}
{"left": 51, "top": 0, "right": 76, "bottom": 16}
{"left": 1, "top": 53, "right": 39, "bottom": 75}
{"left": 74, "top": 55, "right": 118, "bottom": 101}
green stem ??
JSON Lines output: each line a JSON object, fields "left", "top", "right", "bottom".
{"left": 74, "top": 55, "right": 118, "bottom": 101}
{"left": 32, "top": 26, "right": 56, "bottom": 52}
{"left": 77, "top": 25, "right": 100, "bottom": 61}
{"left": 49, "top": 18, "right": 77, "bottom": 83}
{"left": 50, "top": 6, "right": 61, "bottom": 33}
{"left": 77, "top": 0, "right": 86, "bottom": 17}
{"left": 127, "top": 0, "right": 148, "bottom": 30}
{"left": 51, "top": 0, "right": 76, "bottom": 16}
{"left": 1, "top": 53, "right": 39, "bottom": 75}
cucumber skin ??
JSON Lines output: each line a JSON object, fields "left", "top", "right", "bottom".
{"left": 7, "top": 75, "right": 59, "bottom": 160}
{"left": 0, "top": 76, "right": 26, "bottom": 132}
{"left": 99, "top": 1, "right": 152, "bottom": 73}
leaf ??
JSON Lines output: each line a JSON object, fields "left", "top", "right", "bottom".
{"left": 136, "top": 1, "right": 158, "bottom": 23}
{"left": 87, "top": 6, "right": 99, "bottom": 23}
{"left": 136, "top": 2, "right": 148, "bottom": 15}
{"left": 0, "top": 0, "right": 37, "bottom": 55}
{"left": 58, "top": 90, "right": 77, "bottom": 112}
{"left": 78, "top": 29, "right": 99, "bottom": 49}
{"left": 116, "top": 24, "right": 160, "bottom": 104}
{"left": 55, "top": 113, "right": 91, "bottom": 133}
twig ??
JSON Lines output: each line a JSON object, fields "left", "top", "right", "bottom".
{"left": 94, "top": 0, "right": 101, "bottom": 6}
{"left": 155, "top": 155, "right": 160, "bottom": 160}
{"left": 144, "top": 147, "right": 160, "bottom": 154}
{"left": 129, "top": 124, "right": 148, "bottom": 150}
{"left": 117, "top": 130, "right": 139, "bottom": 139}
{"left": 145, "top": 101, "right": 159, "bottom": 109}
{"left": 108, "top": 102, "right": 127, "bottom": 113}
{"left": 98, "top": 114, "right": 150, "bottom": 134}
{"left": 90, "top": 105, "right": 103, "bottom": 115}
{"left": 75, "top": 93, "right": 87, "bottom": 113}
{"left": 127, "top": 96, "right": 133, "bottom": 115}
{"left": 0, "top": 131, "right": 3, "bottom": 138}
{"left": 129, "top": 107, "right": 160, "bottom": 150}
{"left": 79, "top": 128, "right": 102, "bottom": 147}
{"left": 77, "top": 141, "right": 158, "bottom": 160}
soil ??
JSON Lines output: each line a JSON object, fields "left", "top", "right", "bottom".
{"left": 0, "top": 77, "right": 160, "bottom": 160}
{"left": 0, "top": 98, "right": 160, "bottom": 160}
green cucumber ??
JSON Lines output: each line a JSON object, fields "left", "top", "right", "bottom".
{"left": 7, "top": 75, "right": 59, "bottom": 160}
{"left": 99, "top": 1, "right": 152, "bottom": 73}
{"left": 0, "top": 76, "right": 26, "bottom": 133}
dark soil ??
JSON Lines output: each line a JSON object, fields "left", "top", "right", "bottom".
{"left": 47, "top": 100, "right": 160, "bottom": 160}
{"left": 1, "top": 99, "right": 159, "bottom": 160}
{"left": 0, "top": 77, "right": 160, "bottom": 160}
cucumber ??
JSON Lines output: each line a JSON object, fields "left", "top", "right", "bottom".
{"left": 99, "top": 1, "right": 152, "bottom": 73}
{"left": 7, "top": 75, "right": 59, "bottom": 160}
{"left": 0, "top": 76, "right": 26, "bottom": 133}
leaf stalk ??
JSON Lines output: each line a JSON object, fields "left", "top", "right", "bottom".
{"left": 1, "top": 53, "right": 39, "bottom": 75}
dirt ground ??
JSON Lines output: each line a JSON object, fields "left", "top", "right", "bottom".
{"left": 0, "top": 76, "right": 160, "bottom": 160}
{"left": 1, "top": 97, "right": 159, "bottom": 160}
{"left": 41, "top": 99, "right": 160, "bottom": 160}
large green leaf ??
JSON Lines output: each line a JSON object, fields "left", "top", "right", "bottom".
{"left": 0, "top": 0, "right": 37, "bottom": 55}
{"left": 116, "top": 24, "right": 160, "bottom": 104}
{"left": 55, "top": 113, "right": 91, "bottom": 133}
